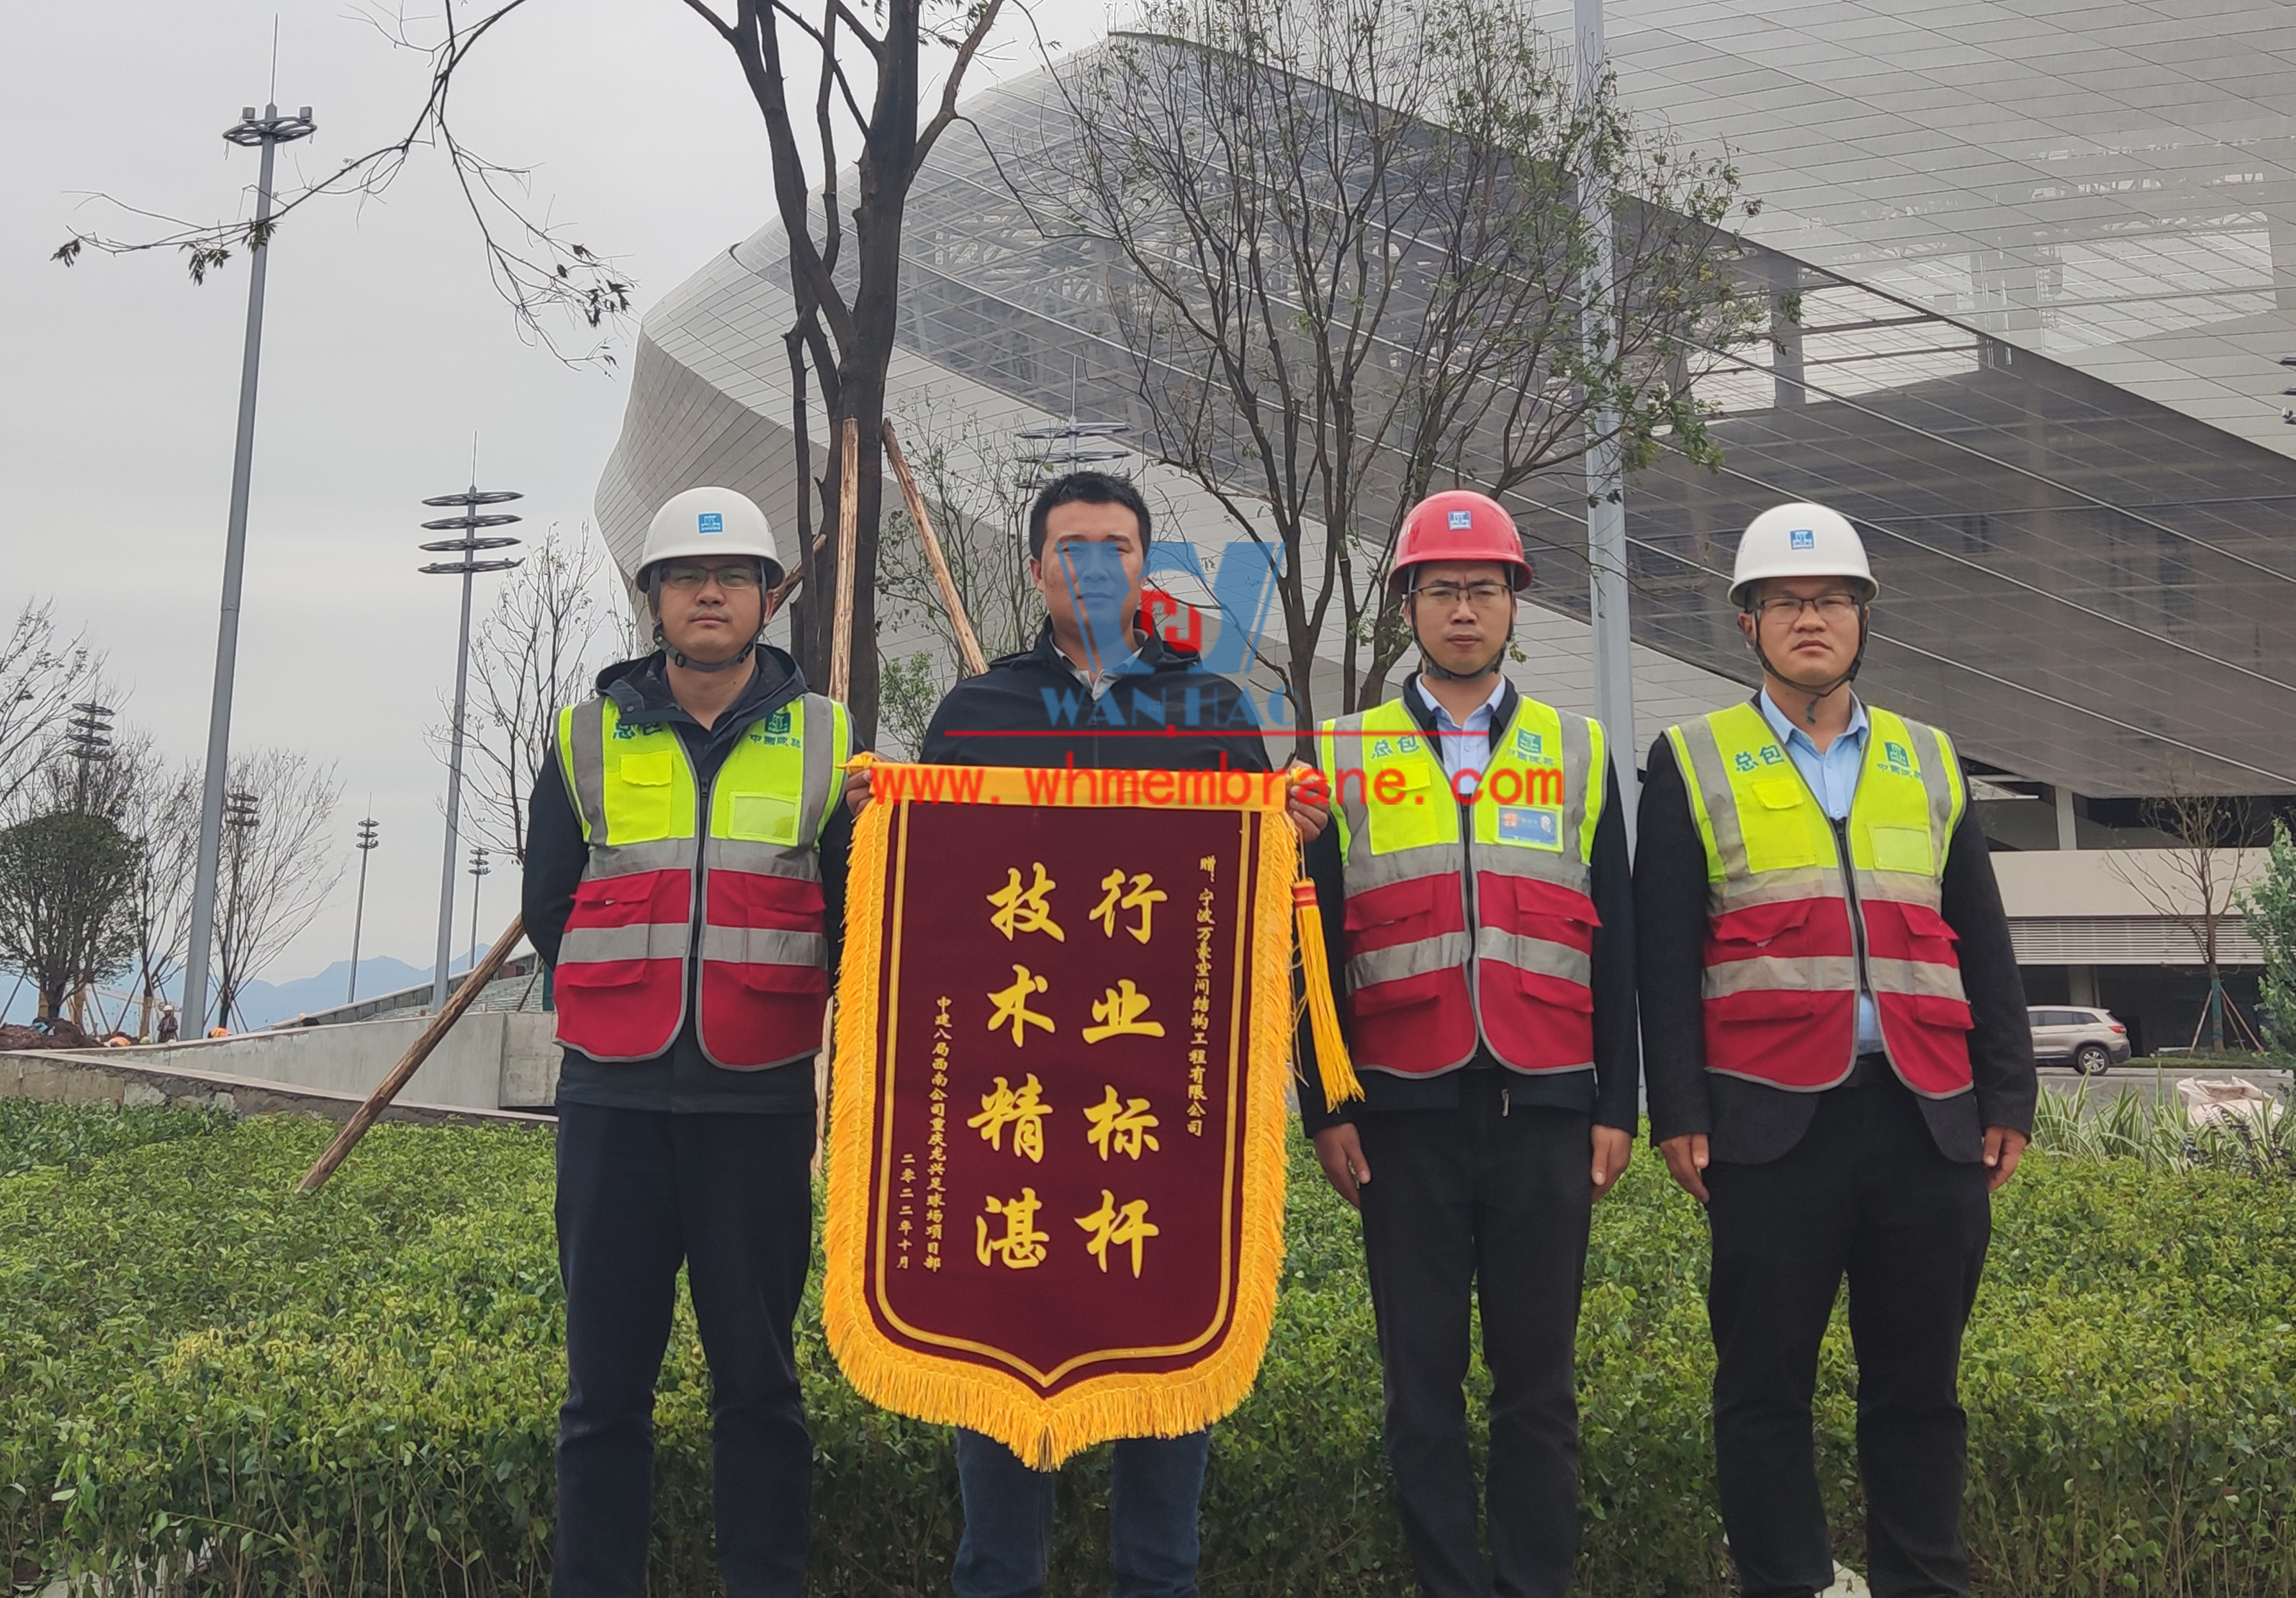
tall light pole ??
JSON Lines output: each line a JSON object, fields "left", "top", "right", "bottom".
{"left": 182, "top": 101, "right": 316, "bottom": 1033}
{"left": 467, "top": 846, "right": 491, "bottom": 975}
{"left": 418, "top": 487, "right": 523, "bottom": 1011}
{"left": 346, "top": 816, "right": 379, "bottom": 1002}
{"left": 64, "top": 701, "right": 114, "bottom": 812}
{"left": 1575, "top": 0, "right": 1639, "bottom": 847}
{"left": 219, "top": 786, "right": 261, "bottom": 1031}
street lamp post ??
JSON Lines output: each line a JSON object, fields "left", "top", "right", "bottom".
{"left": 182, "top": 100, "right": 316, "bottom": 1033}
{"left": 467, "top": 846, "right": 490, "bottom": 976}
{"left": 418, "top": 487, "right": 522, "bottom": 1012}
{"left": 1574, "top": 0, "right": 1639, "bottom": 847}
{"left": 346, "top": 816, "right": 379, "bottom": 1002}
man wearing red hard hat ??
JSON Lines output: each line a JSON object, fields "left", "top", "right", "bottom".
{"left": 1293, "top": 489, "right": 1639, "bottom": 1598}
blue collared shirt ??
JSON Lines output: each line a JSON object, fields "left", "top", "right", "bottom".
{"left": 1418, "top": 674, "right": 1508, "bottom": 784}
{"left": 1757, "top": 689, "right": 1884, "bottom": 1053}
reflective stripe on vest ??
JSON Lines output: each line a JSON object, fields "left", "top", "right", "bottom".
{"left": 1665, "top": 700, "right": 1972, "bottom": 1097}
{"left": 1318, "top": 695, "right": 1604, "bottom": 1078}
{"left": 553, "top": 691, "right": 849, "bottom": 1068}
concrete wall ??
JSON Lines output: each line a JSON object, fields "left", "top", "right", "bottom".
{"left": 99, "top": 1014, "right": 562, "bottom": 1112}
{"left": 0, "top": 1048, "right": 549, "bottom": 1128}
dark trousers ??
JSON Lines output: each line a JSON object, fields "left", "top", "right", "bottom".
{"left": 552, "top": 1105, "right": 815, "bottom": 1598}
{"left": 1706, "top": 1075, "right": 1991, "bottom": 1598}
{"left": 1354, "top": 1077, "right": 1594, "bottom": 1598}
{"left": 952, "top": 1427, "right": 1212, "bottom": 1598}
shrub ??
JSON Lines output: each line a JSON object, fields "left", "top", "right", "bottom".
{"left": 0, "top": 1098, "right": 231, "bottom": 1180}
{"left": 0, "top": 1106, "right": 2290, "bottom": 1596}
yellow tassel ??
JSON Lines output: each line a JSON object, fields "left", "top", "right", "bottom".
{"left": 1291, "top": 877, "right": 1364, "bottom": 1111}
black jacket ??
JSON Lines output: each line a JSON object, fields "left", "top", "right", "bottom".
{"left": 1634, "top": 719, "right": 2036, "bottom": 1165}
{"left": 1292, "top": 678, "right": 1641, "bottom": 1137}
{"left": 523, "top": 647, "right": 855, "bottom": 1115}
{"left": 920, "top": 620, "right": 1274, "bottom": 773}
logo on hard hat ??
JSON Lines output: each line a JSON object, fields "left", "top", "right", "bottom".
{"left": 1447, "top": 510, "right": 1473, "bottom": 530}
{"left": 698, "top": 512, "right": 724, "bottom": 533}
{"left": 1789, "top": 528, "right": 1814, "bottom": 550}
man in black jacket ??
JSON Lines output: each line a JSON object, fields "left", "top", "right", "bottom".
{"left": 869, "top": 470, "right": 1317, "bottom": 1598}
{"left": 524, "top": 487, "right": 855, "bottom": 1598}
{"left": 1636, "top": 502, "right": 2035, "bottom": 1598}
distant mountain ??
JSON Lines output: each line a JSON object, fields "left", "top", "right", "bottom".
{"left": 0, "top": 954, "right": 493, "bottom": 1032}
{"left": 231, "top": 957, "right": 445, "bottom": 1029}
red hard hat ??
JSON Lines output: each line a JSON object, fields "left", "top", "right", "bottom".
{"left": 1388, "top": 490, "right": 1532, "bottom": 595}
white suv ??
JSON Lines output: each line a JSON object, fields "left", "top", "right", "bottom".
{"left": 2027, "top": 1006, "right": 2133, "bottom": 1074}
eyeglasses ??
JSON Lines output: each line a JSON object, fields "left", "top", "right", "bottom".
{"left": 1753, "top": 592, "right": 1861, "bottom": 623}
{"left": 1410, "top": 580, "right": 1513, "bottom": 609}
{"left": 657, "top": 561, "right": 762, "bottom": 590}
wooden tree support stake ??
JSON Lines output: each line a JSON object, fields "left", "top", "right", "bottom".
{"left": 829, "top": 416, "right": 862, "bottom": 702}
{"left": 882, "top": 417, "right": 991, "bottom": 677}
{"left": 297, "top": 913, "right": 528, "bottom": 1192}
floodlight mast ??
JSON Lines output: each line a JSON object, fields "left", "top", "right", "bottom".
{"left": 181, "top": 101, "right": 317, "bottom": 1034}
{"left": 418, "top": 487, "right": 523, "bottom": 1011}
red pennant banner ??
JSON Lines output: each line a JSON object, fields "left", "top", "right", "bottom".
{"left": 824, "top": 763, "right": 1298, "bottom": 1466}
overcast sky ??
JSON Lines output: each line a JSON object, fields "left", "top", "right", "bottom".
{"left": 2, "top": 0, "right": 1111, "bottom": 998}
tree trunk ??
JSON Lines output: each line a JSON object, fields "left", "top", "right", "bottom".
{"left": 798, "top": 400, "right": 886, "bottom": 742}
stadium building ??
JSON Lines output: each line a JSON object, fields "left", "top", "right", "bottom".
{"left": 598, "top": 1, "right": 2296, "bottom": 1058}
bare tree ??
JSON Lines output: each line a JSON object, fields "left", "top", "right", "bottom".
{"left": 2110, "top": 777, "right": 2266, "bottom": 1053}
{"left": 875, "top": 407, "right": 1048, "bottom": 754}
{"left": 881, "top": 408, "right": 1045, "bottom": 653}
{"left": 55, "top": 0, "right": 1023, "bottom": 738}
{"left": 1048, "top": 0, "right": 1765, "bottom": 748}
{"left": 452, "top": 525, "right": 621, "bottom": 864}
{"left": 212, "top": 749, "right": 345, "bottom": 1029}
{"left": 0, "top": 600, "right": 100, "bottom": 813}
{"left": 116, "top": 744, "right": 202, "bottom": 1041}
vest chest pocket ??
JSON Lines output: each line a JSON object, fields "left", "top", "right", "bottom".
{"left": 1364, "top": 757, "right": 1446, "bottom": 853}
{"left": 729, "top": 791, "right": 801, "bottom": 844}
{"left": 1867, "top": 824, "right": 1933, "bottom": 875}
{"left": 611, "top": 750, "right": 679, "bottom": 839}
{"left": 1738, "top": 775, "right": 1819, "bottom": 869}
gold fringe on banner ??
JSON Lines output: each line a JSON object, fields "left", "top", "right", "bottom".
{"left": 821, "top": 778, "right": 1301, "bottom": 1470}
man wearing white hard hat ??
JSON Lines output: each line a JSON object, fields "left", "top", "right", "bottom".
{"left": 1634, "top": 504, "right": 2035, "bottom": 1598}
{"left": 523, "top": 486, "right": 857, "bottom": 1597}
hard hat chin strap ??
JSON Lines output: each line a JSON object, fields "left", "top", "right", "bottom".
{"left": 654, "top": 620, "right": 760, "bottom": 674}
{"left": 1750, "top": 605, "right": 1869, "bottom": 725}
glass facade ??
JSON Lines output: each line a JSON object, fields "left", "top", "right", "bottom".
{"left": 603, "top": 14, "right": 2296, "bottom": 796}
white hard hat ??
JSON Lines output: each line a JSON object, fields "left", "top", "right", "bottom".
{"left": 1729, "top": 502, "right": 1877, "bottom": 608}
{"left": 640, "top": 487, "right": 783, "bottom": 588}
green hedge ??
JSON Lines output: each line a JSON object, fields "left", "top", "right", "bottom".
{"left": 1, "top": 1108, "right": 2291, "bottom": 1596}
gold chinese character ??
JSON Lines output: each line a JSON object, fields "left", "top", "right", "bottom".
{"left": 986, "top": 965, "right": 1056, "bottom": 1045}
{"left": 1076, "top": 1190, "right": 1159, "bottom": 1278}
{"left": 1083, "top": 1085, "right": 1161, "bottom": 1161}
{"left": 976, "top": 1188, "right": 1050, "bottom": 1270}
{"left": 1084, "top": 978, "right": 1166, "bottom": 1043}
{"left": 987, "top": 863, "right": 1065, "bottom": 941}
{"left": 1090, "top": 870, "right": 1169, "bottom": 944}
{"left": 969, "top": 1074, "right": 1053, "bottom": 1161}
